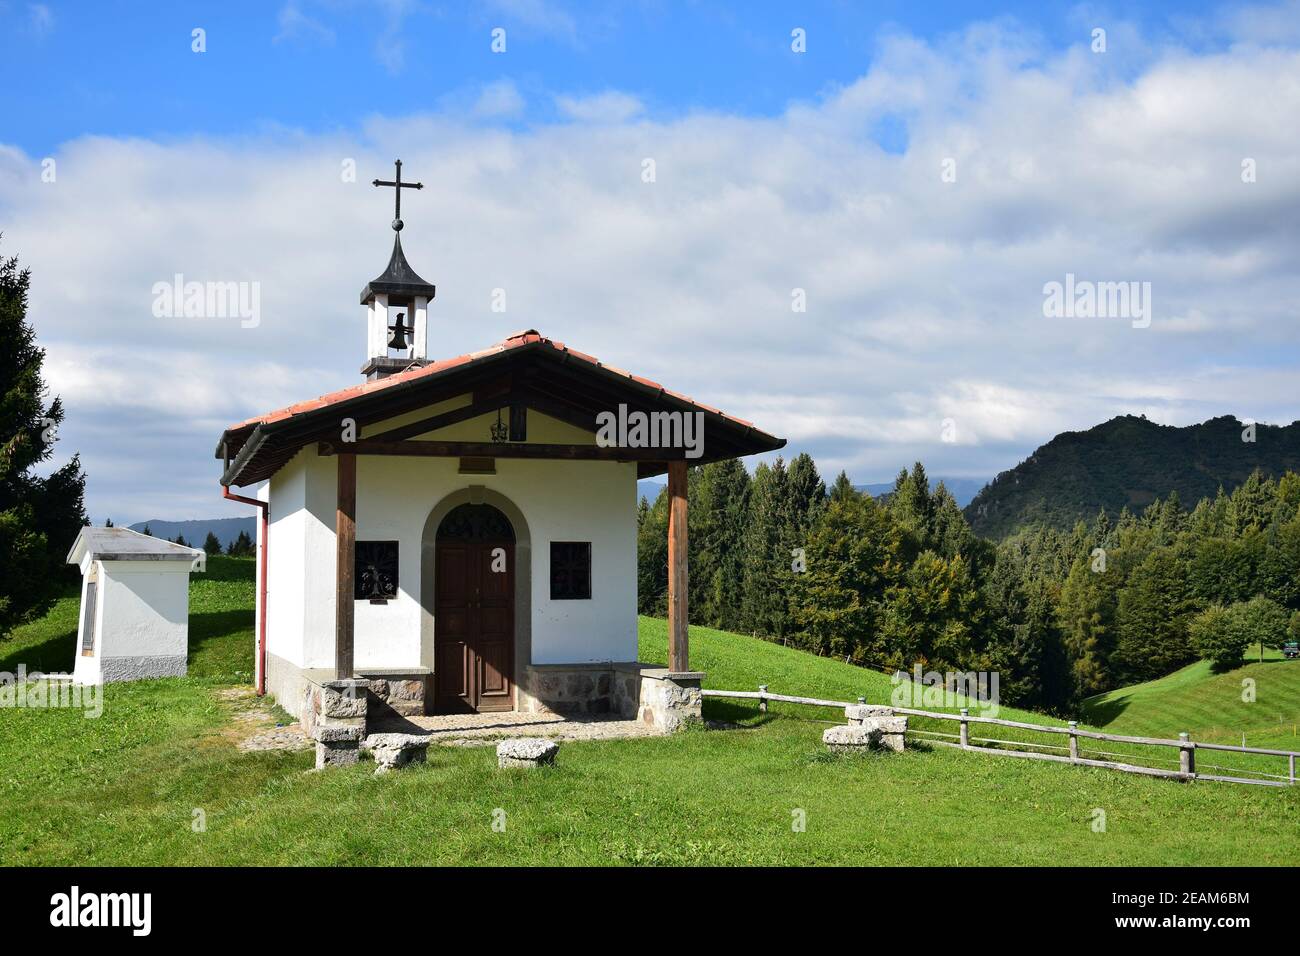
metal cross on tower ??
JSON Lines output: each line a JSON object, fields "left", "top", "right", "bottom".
{"left": 372, "top": 159, "right": 424, "bottom": 232}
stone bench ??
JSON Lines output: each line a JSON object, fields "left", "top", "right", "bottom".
{"left": 823, "top": 714, "right": 908, "bottom": 754}
{"left": 497, "top": 737, "right": 559, "bottom": 769}
{"left": 362, "top": 732, "right": 431, "bottom": 774}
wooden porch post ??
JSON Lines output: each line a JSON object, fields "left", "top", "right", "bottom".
{"left": 667, "top": 459, "right": 688, "bottom": 673}
{"left": 335, "top": 452, "right": 356, "bottom": 678}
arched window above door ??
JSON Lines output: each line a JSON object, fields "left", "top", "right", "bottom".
{"left": 437, "top": 503, "right": 516, "bottom": 543}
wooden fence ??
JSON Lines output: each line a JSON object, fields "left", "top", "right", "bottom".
{"left": 701, "top": 686, "right": 1300, "bottom": 788}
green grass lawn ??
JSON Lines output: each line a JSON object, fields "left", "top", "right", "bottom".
{"left": 1084, "top": 655, "right": 1300, "bottom": 755}
{"left": 1, "top": 556, "right": 1297, "bottom": 866}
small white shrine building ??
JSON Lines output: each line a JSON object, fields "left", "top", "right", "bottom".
{"left": 66, "top": 527, "right": 205, "bottom": 685}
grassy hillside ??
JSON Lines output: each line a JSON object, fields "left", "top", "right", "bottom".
{"left": 1, "top": 557, "right": 1297, "bottom": 866}
{"left": 1084, "top": 654, "right": 1300, "bottom": 754}
{"left": 965, "top": 414, "right": 1300, "bottom": 537}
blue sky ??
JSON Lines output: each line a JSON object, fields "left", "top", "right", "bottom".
{"left": 2, "top": 1, "right": 1299, "bottom": 524}
{"left": 4, "top": 1, "right": 1229, "bottom": 154}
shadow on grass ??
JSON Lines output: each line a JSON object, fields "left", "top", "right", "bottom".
{"left": 0, "top": 609, "right": 251, "bottom": 679}
{"left": 1082, "top": 695, "right": 1132, "bottom": 727}
{"left": 702, "top": 698, "right": 774, "bottom": 727}
{"left": 0, "top": 627, "right": 77, "bottom": 675}
{"left": 188, "top": 608, "right": 253, "bottom": 646}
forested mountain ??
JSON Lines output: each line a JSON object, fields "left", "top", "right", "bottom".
{"left": 964, "top": 415, "right": 1300, "bottom": 539}
{"left": 639, "top": 456, "right": 1300, "bottom": 714}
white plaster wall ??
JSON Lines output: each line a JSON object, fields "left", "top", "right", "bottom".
{"left": 262, "top": 397, "right": 639, "bottom": 673}
{"left": 266, "top": 450, "right": 337, "bottom": 669}
{"left": 98, "top": 563, "right": 192, "bottom": 659}
{"left": 266, "top": 456, "right": 307, "bottom": 667}
{"left": 70, "top": 560, "right": 192, "bottom": 683}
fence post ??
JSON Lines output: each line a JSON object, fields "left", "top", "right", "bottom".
{"left": 959, "top": 707, "right": 969, "bottom": 748}
{"left": 1290, "top": 753, "right": 1295, "bottom": 785}
{"left": 1179, "top": 733, "right": 1195, "bottom": 777}
{"left": 1068, "top": 721, "right": 1079, "bottom": 762}
{"left": 758, "top": 685, "right": 768, "bottom": 714}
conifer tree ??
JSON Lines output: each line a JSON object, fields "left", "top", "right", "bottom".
{"left": 739, "top": 459, "right": 792, "bottom": 638}
{"left": 1112, "top": 546, "right": 1198, "bottom": 682}
{"left": 1229, "top": 470, "right": 1274, "bottom": 535}
{"left": 636, "top": 490, "right": 668, "bottom": 615}
{"left": 790, "top": 493, "right": 903, "bottom": 663}
{"left": 828, "top": 470, "right": 856, "bottom": 502}
{"left": 227, "top": 529, "right": 255, "bottom": 557}
{"left": 688, "top": 459, "right": 750, "bottom": 627}
{"left": 0, "top": 245, "right": 88, "bottom": 638}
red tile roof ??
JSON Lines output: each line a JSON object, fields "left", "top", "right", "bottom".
{"left": 224, "top": 330, "right": 761, "bottom": 436}
{"left": 216, "top": 330, "right": 785, "bottom": 485}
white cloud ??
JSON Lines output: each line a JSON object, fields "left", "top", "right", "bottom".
{"left": 483, "top": 0, "right": 579, "bottom": 44}
{"left": 372, "top": 0, "right": 418, "bottom": 73}
{"left": 474, "top": 80, "right": 526, "bottom": 119}
{"left": 27, "top": 2, "right": 53, "bottom": 36}
{"left": 274, "top": 2, "right": 336, "bottom": 45}
{"left": 555, "top": 91, "right": 643, "bottom": 123}
{"left": 3, "top": 11, "right": 1300, "bottom": 522}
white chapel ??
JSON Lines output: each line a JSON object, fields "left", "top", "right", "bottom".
{"left": 214, "top": 160, "right": 784, "bottom": 734}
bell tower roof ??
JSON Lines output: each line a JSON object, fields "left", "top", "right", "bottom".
{"left": 360, "top": 158, "right": 437, "bottom": 306}
{"left": 359, "top": 232, "right": 437, "bottom": 306}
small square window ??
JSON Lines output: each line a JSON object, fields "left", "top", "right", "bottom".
{"left": 550, "top": 542, "right": 591, "bottom": 600}
{"left": 356, "top": 540, "right": 399, "bottom": 602}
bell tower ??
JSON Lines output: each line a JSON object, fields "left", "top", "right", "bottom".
{"left": 360, "top": 159, "right": 436, "bottom": 381}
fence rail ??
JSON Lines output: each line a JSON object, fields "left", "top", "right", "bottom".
{"left": 701, "top": 686, "right": 1300, "bottom": 788}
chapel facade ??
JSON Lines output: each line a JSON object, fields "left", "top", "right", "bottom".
{"left": 215, "top": 161, "right": 784, "bottom": 735}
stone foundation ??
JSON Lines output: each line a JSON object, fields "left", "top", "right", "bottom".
{"left": 98, "top": 654, "right": 188, "bottom": 683}
{"left": 359, "top": 668, "right": 430, "bottom": 719}
{"left": 520, "top": 663, "right": 616, "bottom": 715}
{"left": 278, "top": 658, "right": 705, "bottom": 753}
{"left": 268, "top": 659, "right": 427, "bottom": 722}
{"left": 265, "top": 654, "right": 314, "bottom": 721}
{"left": 518, "top": 662, "right": 702, "bottom": 732}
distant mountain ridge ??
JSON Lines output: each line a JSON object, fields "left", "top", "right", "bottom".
{"left": 856, "top": 477, "right": 985, "bottom": 509}
{"left": 128, "top": 516, "right": 255, "bottom": 548}
{"left": 964, "top": 415, "right": 1300, "bottom": 538}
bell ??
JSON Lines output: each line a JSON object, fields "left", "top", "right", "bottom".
{"left": 387, "top": 312, "right": 411, "bottom": 351}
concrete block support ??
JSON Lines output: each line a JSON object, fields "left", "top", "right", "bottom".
{"left": 305, "top": 676, "right": 371, "bottom": 769}
{"left": 634, "top": 667, "right": 704, "bottom": 733}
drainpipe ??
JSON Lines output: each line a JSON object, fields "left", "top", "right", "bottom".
{"left": 223, "top": 484, "right": 269, "bottom": 696}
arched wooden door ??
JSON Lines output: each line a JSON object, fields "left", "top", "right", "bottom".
{"left": 434, "top": 503, "right": 515, "bottom": 713}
